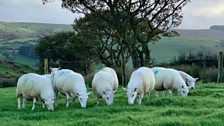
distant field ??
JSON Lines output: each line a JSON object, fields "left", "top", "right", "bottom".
{"left": 1, "top": 21, "right": 224, "bottom": 66}
{"left": 151, "top": 36, "right": 220, "bottom": 63}
{"left": 0, "top": 83, "right": 224, "bottom": 126}
{"left": 0, "top": 21, "right": 73, "bottom": 67}
{"left": 0, "top": 21, "right": 73, "bottom": 39}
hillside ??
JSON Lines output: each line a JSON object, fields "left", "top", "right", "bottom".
{"left": 0, "top": 21, "right": 73, "bottom": 40}
{"left": 0, "top": 21, "right": 73, "bottom": 67}
{"left": 0, "top": 21, "right": 224, "bottom": 65}
{"left": 0, "top": 60, "right": 36, "bottom": 88}
{"left": 151, "top": 29, "right": 224, "bottom": 63}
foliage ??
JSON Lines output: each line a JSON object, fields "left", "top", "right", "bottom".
{"left": 74, "top": 12, "right": 130, "bottom": 68}
{"left": 1, "top": 83, "right": 224, "bottom": 125}
{"left": 35, "top": 31, "right": 95, "bottom": 75}
{"left": 43, "top": 0, "right": 190, "bottom": 68}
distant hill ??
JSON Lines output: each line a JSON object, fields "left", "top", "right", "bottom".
{"left": 0, "top": 21, "right": 223, "bottom": 65}
{"left": 0, "top": 21, "right": 73, "bottom": 40}
{"left": 0, "top": 21, "right": 73, "bottom": 67}
{"left": 151, "top": 28, "right": 224, "bottom": 63}
{"left": 210, "top": 25, "right": 224, "bottom": 31}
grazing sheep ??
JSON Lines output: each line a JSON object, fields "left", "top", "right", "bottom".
{"left": 124, "top": 67, "right": 155, "bottom": 105}
{"left": 92, "top": 67, "right": 118, "bottom": 105}
{"left": 16, "top": 73, "right": 55, "bottom": 111}
{"left": 152, "top": 67, "right": 189, "bottom": 97}
{"left": 52, "top": 69, "right": 90, "bottom": 108}
{"left": 178, "top": 71, "right": 198, "bottom": 90}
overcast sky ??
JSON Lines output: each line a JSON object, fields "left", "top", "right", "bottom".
{"left": 0, "top": 0, "right": 224, "bottom": 29}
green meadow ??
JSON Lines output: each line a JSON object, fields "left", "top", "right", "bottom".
{"left": 0, "top": 83, "right": 224, "bottom": 126}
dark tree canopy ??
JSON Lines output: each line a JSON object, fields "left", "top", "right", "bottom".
{"left": 42, "top": 0, "right": 190, "bottom": 84}
{"left": 74, "top": 12, "right": 130, "bottom": 68}
{"left": 35, "top": 31, "right": 94, "bottom": 75}
{"left": 43, "top": 0, "right": 190, "bottom": 67}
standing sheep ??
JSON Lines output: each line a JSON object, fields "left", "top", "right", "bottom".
{"left": 152, "top": 67, "right": 189, "bottom": 97}
{"left": 92, "top": 67, "right": 118, "bottom": 105}
{"left": 124, "top": 67, "right": 155, "bottom": 105}
{"left": 16, "top": 73, "right": 55, "bottom": 111}
{"left": 178, "top": 71, "right": 198, "bottom": 90}
{"left": 52, "top": 69, "right": 90, "bottom": 108}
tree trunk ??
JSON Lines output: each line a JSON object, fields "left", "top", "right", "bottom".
{"left": 217, "top": 51, "right": 223, "bottom": 83}
{"left": 131, "top": 49, "right": 140, "bottom": 69}
{"left": 121, "top": 46, "right": 126, "bottom": 86}
{"left": 142, "top": 43, "right": 151, "bottom": 66}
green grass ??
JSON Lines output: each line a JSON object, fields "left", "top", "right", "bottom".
{"left": 0, "top": 83, "right": 224, "bottom": 125}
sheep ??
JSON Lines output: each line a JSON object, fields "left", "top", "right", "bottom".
{"left": 178, "top": 70, "right": 198, "bottom": 90}
{"left": 16, "top": 73, "right": 55, "bottom": 111}
{"left": 92, "top": 67, "right": 118, "bottom": 105}
{"left": 51, "top": 69, "right": 90, "bottom": 108}
{"left": 152, "top": 67, "right": 189, "bottom": 97}
{"left": 124, "top": 67, "right": 155, "bottom": 105}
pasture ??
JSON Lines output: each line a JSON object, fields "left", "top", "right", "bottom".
{"left": 0, "top": 83, "right": 224, "bottom": 126}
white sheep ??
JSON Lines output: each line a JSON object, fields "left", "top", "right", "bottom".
{"left": 16, "top": 73, "right": 55, "bottom": 111}
{"left": 178, "top": 70, "right": 198, "bottom": 90}
{"left": 124, "top": 67, "right": 155, "bottom": 105}
{"left": 92, "top": 67, "right": 118, "bottom": 105}
{"left": 152, "top": 67, "right": 189, "bottom": 97}
{"left": 51, "top": 69, "right": 90, "bottom": 108}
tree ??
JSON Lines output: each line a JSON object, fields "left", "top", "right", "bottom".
{"left": 35, "top": 31, "right": 94, "bottom": 75}
{"left": 74, "top": 12, "right": 130, "bottom": 68}
{"left": 42, "top": 0, "right": 190, "bottom": 84}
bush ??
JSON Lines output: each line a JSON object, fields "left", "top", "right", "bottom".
{"left": 167, "top": 65, "right": 201, "bottom": 78}
{"left": 0, "top": 78, "right": 17, "bottom": 88}
{"left": 84, "top": 72, "right": 95, "bottom": 88}
{"left": 199, "top": 68, "right": 220, "bottom": 83}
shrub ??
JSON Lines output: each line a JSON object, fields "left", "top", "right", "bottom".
{"left": 0, "top": 78, "right": 17, "bottom": 88}
{"left": 167, "top": 65, "right": 200, "bottom": 78}
{"left": 199, "top": 68, "right": 220, "bottom": 83}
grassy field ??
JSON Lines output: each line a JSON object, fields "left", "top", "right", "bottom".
{"left": 151, "top": 36, "right": 220, "bottom": 63}
{"left": 0, "top": 83, "right": 224, "bottom": 126}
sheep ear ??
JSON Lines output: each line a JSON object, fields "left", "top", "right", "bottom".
{"left": 194, "top": 78, "right": 199, "bottom": 81}
{"left": 113, "top": 90, "right": 116, "bottom": 94}
{"left": 134, "top": 88, "right": 137, "bottom": 92}
{"left": 50, "top": 67, "right": 52, "bottom": 71}
{"left": 58, "top": 67, "right": 61, "bottom": 70}
{"left": 122, "top": 87, "right": 127, "bottom": 92}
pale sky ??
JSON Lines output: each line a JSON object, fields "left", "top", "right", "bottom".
{"left": 0, "top": 0, "right": 224, "bottom": 29}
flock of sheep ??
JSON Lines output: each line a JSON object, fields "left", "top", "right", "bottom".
{"left": 16, "top": 66, "right": 198, "bottom": 111}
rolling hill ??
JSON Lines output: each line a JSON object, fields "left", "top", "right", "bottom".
{"left": 151, "top": 27, "right": 224, "bottom": 63}
{"left": 0, "top": 21, "right": 73, "bottom": 67}
{"left": 0, "top": 21, "right": 224, "bottom": 66}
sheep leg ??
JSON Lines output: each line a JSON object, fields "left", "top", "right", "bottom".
{"left": 22, "top": 97, "right": 26, "bottom": 109}
{"left": 168, "top": 90, "right": 172, "bottom": 96}
{"left": 42, "top": 102, "right": 45, "bottom": 109}
{"left": 31, "top": 98, "right": 36, "bottom": 111}
{"left": 72, "top": 97, "right": 76, "bottom": 105}
{"left": 146, "top": 91, "right": 150, "bottom": 101}
{"left": 137, "top": 94, "right": 143, "bottom": 105}
{"left": 155, "top": 90, "right": 159, "bottom": 97}
{"left": 65, "top": 93, "right": 70, "bottom": 108}
{"left": 96, "top": 96, "right": 99, "bottom": 105}
{"left": 54, "top": 90, "right": 58, "bottom": 107}
{"left": 17, "top": 97, "right": 21, "bottom": 109}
